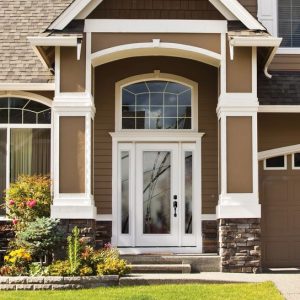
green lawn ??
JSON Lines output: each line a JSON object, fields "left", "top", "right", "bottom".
{"left": 0, "top": 282, "right": 283, "bottom": 300}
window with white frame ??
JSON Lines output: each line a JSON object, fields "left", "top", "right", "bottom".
{"left": 264, "top": 155, "right": 287, "bottom": 170}
{"left": 292, "top": 152, "right": 300, "bottom": 168}
{"left": 0, "top": 97, "right": 51, "bottom": 215}
{"left": 121, "top": 80, "right": 194, "bottom": 130}
{"left": 278, "top": 0, "right": 300, "bottom": 48}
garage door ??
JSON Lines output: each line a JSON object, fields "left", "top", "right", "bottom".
{"left": 260, "top": 155, "right": 300, "bottom": 268}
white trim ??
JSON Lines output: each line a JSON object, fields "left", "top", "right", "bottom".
{"left": 292, "top": 153, "right": 300, "bottom": 170}
{"left": 258, "top": 144, "right": 300, "bottom": 161}
{"left": 55, "top": 47, "right": 60, "bottom": 96}
{"left": 85, "top": 32, "right": 92, "bottom": 94}
{"left": 216, "top": 203, "right": 261, "bottom": 219}
{"left": 76, "top": 0, "right": 103, "bottom": 19}
{"left": 84, "top": 19, "right": 228, "bottom": 33}
{"left": 91, "top": 41, "right": 221, "bottom": 68}
{"left": 115, "top": 72, "right": 199, "bottom": 132}
{"left": 263, "top": 155, "right": 287, "bottom": 170}
{"left": 0, "top": 83, "right": 54, "bottom": 91}
{"left": 27, "top": 36, "right": 80, "bottom": 47}
{"left": 110, "top": 132, "right": 205, "bottom": 142}
{"left": 49, "top": 0, "right": 103, "bottom": 30}
{"left": 209, "top": 0, "right": 265, "bottom": 30}
{"left": 277, "top": 48, "right": 300, "bottom": 54}
{"left": 259, "top": 105, "right": 300, "bottom": 113}
{"left": 96, "top": 214, "right": 113, "bottom": 221}
{"left": 229, "top": 36, "right": 282, "bottom": 47}
{"left": 118, "top": 247, "right": 203, "bottom": 255}
{"left": 202, "top": 214, "right": 217, "bottom": 221}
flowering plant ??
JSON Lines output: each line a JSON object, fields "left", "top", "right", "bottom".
{"left": 5, "top": 175, "right": 51, "bottom": 228}
{"left": 4, "top": 248, "right": 32, "bottom": 267}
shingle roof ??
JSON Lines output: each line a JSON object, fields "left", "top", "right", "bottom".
{"left": 0, "top": 0, "right": 73, "bottom": 84}
{"left": 258, "top": 71, "right": 300, "bottom": 105}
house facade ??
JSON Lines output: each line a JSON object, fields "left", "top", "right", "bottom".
{"left": 1, "top": 0, "right": 299, "bottom": 272}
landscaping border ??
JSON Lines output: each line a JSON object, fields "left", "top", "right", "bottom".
{"left": 0, "top": 275, "right": 119, "bottom": 290}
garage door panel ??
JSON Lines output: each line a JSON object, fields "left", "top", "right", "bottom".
{"left": 262, "top": 208, "right": 288, "bottom": 236}
{"left": 261, "top": 164, "right": 300, "bottom": 268}
{"left": 263, "top": 180, "right": 288, "bottom": 206}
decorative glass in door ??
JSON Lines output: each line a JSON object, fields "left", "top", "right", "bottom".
{"left": 143, "top": 151, "right": 171, "bottom": 234}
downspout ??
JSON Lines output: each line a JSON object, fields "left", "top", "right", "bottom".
{"left": 263, "top": 46, "right": 279, "bottom": 79}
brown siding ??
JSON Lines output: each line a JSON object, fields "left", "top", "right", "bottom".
{"left": 226, "top": 45, "right": 252, "bottom": 93}
{"left": 88, "top": 0, "right": 225, "bottom": 19}
{"left": 92, "top": 33, "right": 221, "bottom": 54}
{"left": 94, "top": 57, "right": 218, "bottom": 214}
{"left": 227, "top": 116, "right": 253, "bottom": 193}
{"left": 238, "top": 0, "right": 257, "bottom": 17}
{"left": 258, "top": 113, "right": 300, "bottom": 151}
{"left": 59, "top": 116, "right": 85, "bottom": 193}
{"left": 270, "top": 54, "right": 300, "bottom": 71}
{"left": 60, "top": 37, "right": 86, "bottom": 93}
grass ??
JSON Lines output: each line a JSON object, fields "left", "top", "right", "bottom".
{"left": 0, "top": 282, "right": 283, "bottom": 300}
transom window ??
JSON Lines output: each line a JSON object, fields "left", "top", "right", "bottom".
{"left": 0, "top": 97, "right": 51, "bottom": 124}
{"left": 121, "top": 80, "right": 192, "bottom": 130}
{"left": 0, "top": 97, "right": 51, "bottom": 215}
{"left": 264, "top": 155, "right": 287, "bottom": 170}
{"left": 278, "top": 0, "right": 300, "bottom": 48}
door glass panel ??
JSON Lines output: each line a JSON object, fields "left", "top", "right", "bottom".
{"left": 0, "top": 129, "right": 6, "bottom": 215}
{"left": 143, "top": 151, "right": 171, "bottom": 234}
{"left": 185, "top": 151, "right": 193, "bottom": 234}
{"left": 121, "top": 151, "right": 129, "bottom": 234}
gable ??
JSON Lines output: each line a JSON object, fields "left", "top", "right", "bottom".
{"left": 87, "top": 0, "right": 225, "bottom": 20}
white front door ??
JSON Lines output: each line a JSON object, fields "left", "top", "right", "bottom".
{"left": 136, "top": 143, "right": 179, "bottom": 246}
{"left": 115, "top": 141, "right": 200, "bottom": 249}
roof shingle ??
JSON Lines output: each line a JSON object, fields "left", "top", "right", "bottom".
{"left": 0, "top": 0, "right": 73, "bottom": 83}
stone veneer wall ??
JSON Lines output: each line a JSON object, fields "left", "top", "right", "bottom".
{"left": 202, "top": 220, "right": 218, "bottom": 253}
{"left": 219, "top": 218, "right": 261, "bottom": 273}
{"left": 95, "top": 221, "right": 112, "bottom": 249}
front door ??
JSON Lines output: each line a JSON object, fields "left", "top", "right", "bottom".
{"left": 116, "top": 141, "right": 199, "bottom": 249}
{"left": 136, "top": 143, "right": 179, "bottom": 246}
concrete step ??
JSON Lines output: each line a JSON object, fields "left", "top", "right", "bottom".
{"left": 130, "top": 264, "right": 191, "bottom": 274}
{"left": 122, "top": 254, "right": 220, "bottom": 272}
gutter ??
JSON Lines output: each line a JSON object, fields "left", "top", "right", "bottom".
{"left": 229, "top": 36, "right": 282, "bottom": 78}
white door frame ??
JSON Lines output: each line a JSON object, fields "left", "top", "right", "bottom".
{"left": 110, "top": 132, "right": 204, "bottom": 253}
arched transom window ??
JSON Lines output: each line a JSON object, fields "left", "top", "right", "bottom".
{"left": 121, "top": 80, "right": 194, "bottom": 130}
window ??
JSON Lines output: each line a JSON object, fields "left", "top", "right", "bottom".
{"left": 292, "top": 152, "right": 300, "bottom": 169}
{"left": 0, "top": 98, "right": 51, "bottom": 215}
{"left": 264, "top": 155, "right": 287, "bottom": 170}
{"left": 121, "top": 80, "right": 193, "bottom": 130}
{"left": 278, "top": 0, "right": 300, "bottom": 48}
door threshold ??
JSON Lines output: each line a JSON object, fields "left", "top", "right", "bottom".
{"left": 118, "top": 247, "right": 202, "bottom": 255}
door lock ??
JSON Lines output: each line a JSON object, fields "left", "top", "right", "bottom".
{"left": 173, "top": 195, "right": 178, "bottom": 217}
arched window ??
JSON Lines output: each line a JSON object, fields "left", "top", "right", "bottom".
{"left": 120, "top": 79, "right": 196, "bottom": 130}
{"left": 0, "top": 97, "right": 51, "bottom": 215}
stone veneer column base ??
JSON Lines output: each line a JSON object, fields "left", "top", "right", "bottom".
{"left": 219, "top": 218, "right": 261, "bottom": 273}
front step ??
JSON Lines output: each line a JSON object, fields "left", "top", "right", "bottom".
{"left": 131, "top": 263, "right": 191, "bottom": 274}
{"left": 122, "top": 254, "right": 220, "bottom": 273}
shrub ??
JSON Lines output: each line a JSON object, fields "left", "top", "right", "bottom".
{"left": 97, "top": 257, "right": 131, "bottom": 276}
{"left": 4, "top": 248, "right": 32, "bottom": 268}
{"left": 14, "top": 217, "right": 63, "bottom": 261}
{"left": 67, "top": 226, "right": 83, "bottom": 275}
{"left": 79, "top": 265, "right": 93, "bottom": 276}
{"left": 0, "top": 265, "right": 26, "bottom": 276}
{"left": 6, "top": 175, "right": 51, "bottom": 228}
{"left": 48, "top": 260, "right": 71, "bottom": 276}
{"left": 29, "top": 262, "right": 50, "bottom": 276}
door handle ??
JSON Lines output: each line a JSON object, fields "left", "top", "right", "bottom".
{"left": 173, "top": 195, "right": 178, "bottom": 217}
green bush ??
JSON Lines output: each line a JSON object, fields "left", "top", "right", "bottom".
{"left": 48, "top": 260, "right": 71, "bottom": 276}
{"left": 0, "top": 265, "right": 26, "bottom": 276}
{"left": 6, "top": 175, "right": 51, "bottom": 228}
{"left": 14, "top": 217, "right": 63, "bottom": 261}
{"left": 29, "top": 262, "right": 50, "bottom": 276}
{"left": 96, "top": 257, "right": 131, "bottom": 276}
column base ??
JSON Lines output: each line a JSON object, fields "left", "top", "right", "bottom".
{"left": 51, "top": 205, "right": 97, "bottom": 219}
{"left": 219, "top": 218, "right": 261, "bottom": 273}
